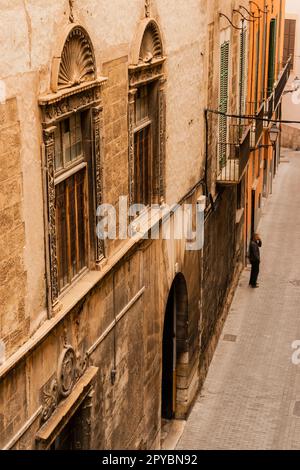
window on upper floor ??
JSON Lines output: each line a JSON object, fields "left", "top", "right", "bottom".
{"left": 54, "top": 112, "right": 88, "bottom": 293}
{"left": 39, "top": 25, "right": 106, "bottom": 308}
{"left": 283, "top": 19, "right": 296, "bottom": 70}
{"left": 134, "top": 85, "right": 154, "bottom": 206}
{"left": 128, "top": 18, "right": 166, "bottom": 208}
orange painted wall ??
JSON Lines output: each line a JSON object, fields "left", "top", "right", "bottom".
{"left": 245, "top": 0, "right": 285, "bottom": 250}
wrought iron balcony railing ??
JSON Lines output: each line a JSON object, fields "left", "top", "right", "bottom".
{"left": 217, "top": 124, "right": 251, "bottom": 184}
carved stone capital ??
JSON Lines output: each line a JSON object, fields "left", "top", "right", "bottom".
{"left": 41, "top": 343, "right": 89, "bottom": 423}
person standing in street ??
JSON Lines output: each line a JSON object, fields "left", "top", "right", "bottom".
{"left": 249, "top": 233, "right": 262, "bottom": 288}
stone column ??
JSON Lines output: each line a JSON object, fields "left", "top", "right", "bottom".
{"left": 44, "top": 126, "right": 59, "bottom": 309}
{"left": 92, "top": 105, "right": 105, "bottom": 264}
{"left": 158, "top": 78, "right": 166, "bottom": 204}
{"left": 128, "top": 88, "right": 137, "bottom": 206}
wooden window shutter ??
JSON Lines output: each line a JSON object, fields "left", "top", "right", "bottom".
{"left": 267, "top": 19, "right": 277, "bottom": 96}
{"left": 283, "top": 19, "right": 296, "bottom": 69}
{"left": 219, "top": 40, "right": 230, "bottom": 167}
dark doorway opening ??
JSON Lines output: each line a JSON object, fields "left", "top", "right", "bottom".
{"left": 161, "top": 273, "right": 188, "bottom": 421}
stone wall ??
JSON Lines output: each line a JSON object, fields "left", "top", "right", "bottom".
{"left": 102, "top": 56, "right": 129, "bottom": 256}
{"left": 0, "top": 0, "right": 249, "bottom": 451}
{"left": 201, "top": 187, "right": 238, "bottom": 372}
{"left": 0, "top": 98, "right": 28, "bottom": 360}
{"left": 0, "top": 215, "right": 202, "bottom": 449}
{"left": 281, "top": 124, "right": 300, "bottom": 150}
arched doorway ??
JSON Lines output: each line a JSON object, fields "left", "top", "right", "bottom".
{"left": 161, "top": 273, "right": 188, "bottom": 420}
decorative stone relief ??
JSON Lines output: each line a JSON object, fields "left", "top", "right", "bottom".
{"left": 39, "top": 24, "right": 106, "bottom": 308}
{"left": 92, "top": 105, "right": 105, "bottom": 263}
{"left": 58, "top": 27, "right": 96, "bottom": 90}
{"left": 41, "top": 342, "right": 89, "bottom": 423}
{"left": 139, "top": 21, "right": 163, "bottom": 63}
{"left": 41, "top": 378, "right": 59, "bottom": 422}
{"left": 128, "top": 89, "right": 137, "bottom": 206}
{"left": 129, "top": 61, "right": 164, "bottom": 88}
{"left": 41, "top": 86, "right": 98, "bottom": 124}
{"left": 44, "top": 127, "right": 59, "bottom": 305}
{"left": 145, "top": 0, "right": 151, "bottom": 18}
{"left": 128, "top": 17, "right": 166, "bottom": 204}
{"left": 69, "top": 0, "right": 75, "bottom": 23}
{"left": 158, "top": 78, "right": 166, "bottom": 202}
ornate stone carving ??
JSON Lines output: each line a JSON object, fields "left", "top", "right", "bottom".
{"left": 69, "top": 0, "right": 75, "bottom": 23}
{"left": 128, "top": 89, "right": 137, "bottom": 206}
{"left": 129, "top": 61, "right": 164, "bottom": 88}
{"left": 57, "top": 345, "right": 77, "bottom": 398}
{"left": 41, "top": 343, "right": 89, "bottom": 423}
{"left": 40, "top": 80, "right": 106, "bottom": 304}
{"left": 145, "top": 0, "right": 151, "bottom": 18}
{"left": 44, "top": 127, "right": 59, "bottom": 305}
{"left": 92, "top": 105, "right": 105, "bottom": 263}
{"left": 139, "top": 21, "right": 163, "bottom": 63}
{"left": 41, "top": 378, "right": 59, "bottom": 422}
{"left": 158, "top": 79, "right": 166, "bottom": 201}
{"left": 58, "top": 27, "right": 96, "bottom": 90}
{"left": 128, "top": 17, "right": 166, "bottom": 206}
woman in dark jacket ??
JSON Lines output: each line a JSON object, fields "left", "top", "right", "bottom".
{"left": 249, "top": 233, "right": 262, "bottom": 288}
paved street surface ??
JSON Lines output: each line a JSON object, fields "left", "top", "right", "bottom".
{"left": 177, "top": 150, "right": 300, "bottom": 450}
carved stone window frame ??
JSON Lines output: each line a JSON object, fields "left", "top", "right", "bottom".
{"left": 39, "top": 24, "right": 107, "bottom": 313}
{"left": 128, "top": 18, "right": 166, "bottom": 206}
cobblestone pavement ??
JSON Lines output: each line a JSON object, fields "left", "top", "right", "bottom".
{"left": 177, "top": 150, "right": 300, "bottom": 450}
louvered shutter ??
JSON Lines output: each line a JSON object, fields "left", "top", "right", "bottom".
{"left": 267, "top": 19, "right": 277, "bottom": 96}
{"left": 283, "top": 19, "right": 296, "bottom": 69}
{"left": 219, "top": 41, "right": 230, "bottom": 168}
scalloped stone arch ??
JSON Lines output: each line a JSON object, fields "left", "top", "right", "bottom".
{"left": 130, "top": 18, "right": 164, "bottom": 66}
{"left": 51, "top": 24, "right": 96, "bottom": 93}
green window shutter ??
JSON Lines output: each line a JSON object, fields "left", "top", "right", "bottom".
{"left": 283, "top": 19, "right": 296, "bottom": 69}
{"left": 219, "top": 40, "right": 230, "bottom": 168}
{"left": 267, "top": 19, "right": 277, "bottom": 96}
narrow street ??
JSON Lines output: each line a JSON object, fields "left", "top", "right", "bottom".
{"left": 177, "top": 150, "right": 300, "bottom": 450}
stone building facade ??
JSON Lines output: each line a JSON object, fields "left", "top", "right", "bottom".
{"left": 0, "top": 0, "right": 284, "bottom": 450}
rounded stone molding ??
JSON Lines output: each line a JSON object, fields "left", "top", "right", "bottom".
{"left": 51, "top": 24, "right": 96, "bottom": 93}
{"left": 57, "top": 345, "right": 77, "bottom": 398}
{"left": 130, "top": 18, "right": 164, "bottom": 66}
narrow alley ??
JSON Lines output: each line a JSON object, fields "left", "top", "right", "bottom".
{"left": 177, "top": 150, "right": 300, "bottom": 450}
